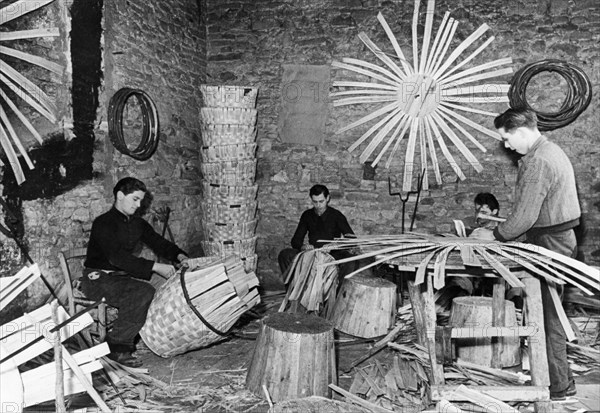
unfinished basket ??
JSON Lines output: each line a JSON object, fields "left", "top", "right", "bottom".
{"left": 203, "top": 219, "right": 258, "bottom": 240}
{"left": 200, "top": 143, "right": 257, "bottom": 162}
{"left": 140, "top": 256, "right": 260, "bottom": 357}
{"left": 201, "top": 124, "right": 257, "bottom": 146}
{"left": 201, "top": 159, "right": 257, "bottom": 186}
{"left": 201, "top": 236, "right": 257, "bottom": 258}
{"left": 200, "top": 85, "right": 258, "bottom": 108}
{"left": 200, "top": 107, "right": 257, "bottom": 126}
{"left": 201, "top": 201, "right": 257, "bottom": 223}
{"left": 201, "top": 181, "right": 258, "bottom": 204}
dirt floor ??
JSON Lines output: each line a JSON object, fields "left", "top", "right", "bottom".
{"left": 101, "top": 291, "right": 600, "bottom": 413}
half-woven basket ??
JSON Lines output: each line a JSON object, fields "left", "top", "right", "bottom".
{"left": 200, "top": 85, "right": 258, "bottom": 108}
{"left": 140, "top": 256, "right": 260, "bottom": 357}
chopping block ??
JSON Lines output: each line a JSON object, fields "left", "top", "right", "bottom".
{"left": 245, "top": 312, "right": 337, "bottom": 402}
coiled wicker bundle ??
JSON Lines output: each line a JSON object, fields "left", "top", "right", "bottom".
{"left": 201, "top": 124, "right": 257, "bottom": 146}
{"left": 140, "top": 256, "right": 260, "bottom": 357}
{"left": 200, "top": 107, "right": 257, "bottom": 126}
{"left": 200, "top": 143, "right": 257, "bottom": 162}
{"left": 200, "top": 85, "right": 258, "bottom": 108}
{"left": 201, "top": 201, "right": 257, "bottom": 223}
{"left": 203, "top": 219, "right": 258, "bottom": 240}
{"left": 201, "top": 181, "right": 258, "bottom": 204}
{"left": 201, "top": 237, "right": 257, "bottom": 257}
{"left": 201, "top": 159, "right": 257, "bottom": 186}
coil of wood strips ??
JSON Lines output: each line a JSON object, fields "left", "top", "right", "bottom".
{"left": 200, "top": 107, "right": 257, "bottom": 125}
{"left": 200, "top": 124, "right": 257, "bottom": 146}
{"left": 200, "top": 143, "right": 257, "bottom": 162}
{"left": 200, "top": 85, "right": 258, "bottom": 108}
{"left": 201, "top": 182, "right": 258, "bottom": 204}
{"left": 203, "top": 219, "right": 258, "bottom": 240}
{"left": 201, "top": 237, "right": 258, "bottom": 257}
{"left": 139, "top": 256, "right": 260, "bottom": 357}
{"left": 201, "top": 201, "right": 257, "bottom": 222}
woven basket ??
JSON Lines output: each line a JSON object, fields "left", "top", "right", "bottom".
{"left": 200, "top": 85, "right": 258, "bottom": 108}
{"left": 139, "top": 256, "right": 257, "bottom": 357}
{"left": 201, "top": 159, "right": 256, "bottom": 186}
{"left": 203, "top": 219, "right": 258, "bottom": 240}
{"left": 201, "top": 201, "right": 257, "bottom": 222}
{"left": 242, "top": 254, "right": 258, "bottom": 273}
{"left": 200, "top": 107, "right": 257, "bottom": 126}
{"left": 201, "top": 181, "right": 258, "bottom": 204}
{"left": 200, "top": 143, "right": 257, "bottom": 162}
{"left": 201, "top": 124, "right": 257, "bottom": 146}
{"left": 201, "top": 237, "right": 257, "bottom": 257}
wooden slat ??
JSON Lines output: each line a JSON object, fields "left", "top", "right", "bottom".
{"left": 402, "top": 118, "right": 419, "bottom": 191}
{"left": 0, "top": 0, "right": 55, "bottom": 25}
{"left": 437, "top": 104, "right": 501, "bottom": 140}
{"left": 430, "top": 19, "right": 459, "bottom": 77}
{"left": 0, "top": 122, "right": 25, "bottom": 184}
{"left": 373, "top": 114, "right": 409, "bottom": 167}
{"left": 424, "top": 116, "right": 466, "bottom": 181}
{"left": 353, "top": 107, "right": 402, "bottom": 156}
{"left": 430, "top": 111, "right": 483, "bottom": 172}
{"left": 424, "top": 11, "right": 450, "bottom": 74}
{"left": 0, "top": 27, "right": 60, "bottom": 41}
{"left": 0, "top": 105, "right": 34, "bottom": 169}
{"left": 382, "top": 114, "right": 411, "bottom": 168}
{"left": 358, "top": 31, "right": 406, "bottom": 81}
{"left": 418, "top": 0, "right": 436, "bottom": 74}
{"left": 376, "top": 12, "right": 412, "bottom": 77}
{"left": 343, "top": 57, "right": 405, "bottom": 84}
{"left": 411, "top": 0, "right": 421, "bottom": 72}
{"left": 433, "top": 24, "right": 490, "bottom": 79}
{"left": 0, "top": 88, "right": 44, "bottom": 143}
{"left": 337, "top": 101, "right": 398, "bottom": 136}
{"left": 431, "top": 385, "right": 549, "bottom": 402}
{"left": 0, "top": 45, "right": 63, "bottom": 74}
{"left": 331, "top": 61, "right": 402, "bottom": 88}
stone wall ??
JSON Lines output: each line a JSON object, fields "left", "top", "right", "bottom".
{"left": 205, "top": 0, "right": 600, "bottom": 286}
{"left": 0, "top": 0, "right": 207, "bottom": 317}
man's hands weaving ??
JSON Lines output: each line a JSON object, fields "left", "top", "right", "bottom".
{"left": 153, "top": 262, "right": 177, "bottom": 278}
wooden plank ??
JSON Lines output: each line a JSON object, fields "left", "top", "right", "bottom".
{"left": 424, "top": 11, "right": 450, "bottom": 74}
{"left": 376, "top": 12, "right": 411, "bottom": 77}
{"left": 431, "top": 385, "right": 549, "bottom": 402}
{"left": 548, "top": 283, "right": 576, "bottom": 342}
{"left": 437, "top": 38, "right": 500, "bottom": 83}
{"left": 450, "top": 384, "right": 520, "bottom": 413}
{"left": 0, "top": 27, "right": 60, "bottom": 41}
{"left": 491, "top": 279, "right": 506, "bottom": 368}
{"left": 432, "top": 24, "right": 490, "bottom": 79}
{"left": 521, "top": 277, "right": 550, "bottom": 388}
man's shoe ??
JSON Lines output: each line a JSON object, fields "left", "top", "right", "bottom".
{"left": 566, "top": 381, "right": 577, "bottom": 397}
{"left": 107, "top": 352, "right": 143, "bottom": 368}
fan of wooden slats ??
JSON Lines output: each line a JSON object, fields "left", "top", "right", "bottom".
{"left": 0, "top": 0, "right": 63, "bottom": 185}
{"left": 331, "top": 0, "right": 512, "bottom": 191}
{"left": 319, "top": 234, "right": 600, "bottom": 296}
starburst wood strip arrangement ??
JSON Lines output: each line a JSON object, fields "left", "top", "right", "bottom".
{"left": 0, "top": 0, "right": 62, "bottom": 184}
{"left": 332, "top": 0, "right": 513, "bottom": 191}
{"left": 318, "top": 234, "right": 600, "bottom": 295}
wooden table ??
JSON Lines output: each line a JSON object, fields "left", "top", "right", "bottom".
{"left": 381, "top": 252, "right": 553, "bottom": 411}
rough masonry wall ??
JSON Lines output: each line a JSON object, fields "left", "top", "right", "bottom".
{"left": 205, "top": 0, "right": 600, "bottom": 287}
{"left": 0, "top": 0, "right": 208, "bottom": 317}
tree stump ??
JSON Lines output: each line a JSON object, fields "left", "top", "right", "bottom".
{"left": 449, "top": 296, "right": 521, "bottom": 368}
{"left": 246, "top": 312, "right": 337, "bottom": 402}
{"left": 329, "top": 274, "right": 397, "bottom": 338}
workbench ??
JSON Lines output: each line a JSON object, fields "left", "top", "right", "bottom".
{"left": 381, "top": 252, "right": 553, "bottom": 411}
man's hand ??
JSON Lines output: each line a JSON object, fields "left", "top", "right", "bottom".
{"left": 153, "top": 262, "right": 177, "bottom": 278}
{"left": 301, "top": 244, "right": 315, "bottom": 252}
{"left": 177, "top": 253, "right": 189, "bottom": 268}
{"left": 469, "top": 227, "right": 495, "bottom": 241}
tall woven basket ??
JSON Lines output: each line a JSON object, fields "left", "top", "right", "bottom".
{"left": 140, "top": 256, "right": 260, "bottom": 357}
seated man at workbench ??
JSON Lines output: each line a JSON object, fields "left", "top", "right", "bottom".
{"left": 278, "top": 184, "right": 359, "bottom": 279}
{"left": 83, "top": 177, "right": 189, "bottom": 367}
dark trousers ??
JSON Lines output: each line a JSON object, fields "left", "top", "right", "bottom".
{"left": 81, "top": 269, "right": 155, "bottom": 353}
{"left": 528, "top": 229, "right": 576, "bottom": 393}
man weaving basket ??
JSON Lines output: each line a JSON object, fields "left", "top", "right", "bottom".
{"left": 82, "top": 177, "right": 189, "bottom": 367}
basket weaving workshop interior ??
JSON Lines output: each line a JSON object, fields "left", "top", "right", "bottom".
{"left": 1, "top": 0, "right": 600, "bottom": 411}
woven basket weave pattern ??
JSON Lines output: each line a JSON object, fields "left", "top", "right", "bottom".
{"left": 200, "top": 85, "right": 258, "bottom": 108}
{"left": 200, "top": 143, "right": 257, "bottom": 162}
{"left": 201, "top": 237, "right": 257, "bottom": 257}
{"left": 201, "top": 160, "right": 257, "bottom": 186}
{"left": 203, "top": 219, "right": 258, "bottom": 240}
{"left": 201, "top": 124, "right": 257, "bottom": 146}
{"left": 201, "top": 201, "right": 257, "bottom": 222}
{"left": 201, "top": 182, "right": 258, "bottom": 204}
{"left": 200, "top": 107, "right": 257, "bottom": 126}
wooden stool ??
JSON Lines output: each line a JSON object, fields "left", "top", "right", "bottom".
{"left": 329, "top": 274, "right": 397, "bottom": 338}
{"left": 246, "top": 312, "right": 337, "bottom": 402}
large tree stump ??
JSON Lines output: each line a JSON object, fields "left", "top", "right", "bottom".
{"left": 449, "top": 296, "right": 521, "bottom": 368}
{"left": 328, "top": 274, "right": 397, "bottom": 338}
{"left": 246, "top": 312, "right": 337, "bottom": 402}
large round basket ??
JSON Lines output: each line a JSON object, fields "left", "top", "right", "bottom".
{"left": 140, "top": 256, "right": 260, "bottom": 357}
{"left": 201, "top": 159, "right": 257, "bottom": 186}
{"left": 201, "top": 201, "right": 257, "bottom": 222}
{"left": 201, "top": 181, "right": 258, "bottom": 204}
{"left": 200, "top": 85, "right": 258, "bottom": 108}
{"left": 200, "top": 143, "right": 257, "bottom": 162}
{"left": 201, "top": 124, "right": 257, "bottom": 146}
{"left": 203, "top": 219, "right": 258, "bottom": 240}
{"left": 200, "top": 107, "right": 257, "bottom": 126}
{"left": 201, "top": 236, "right": 257, "bottom": 257}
